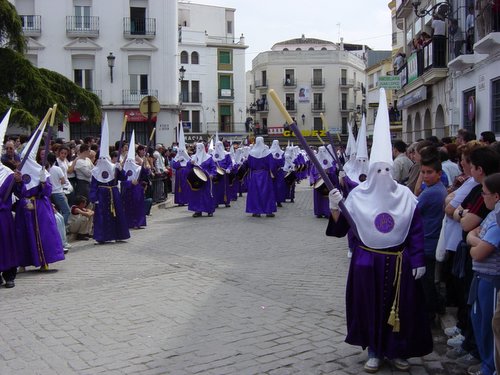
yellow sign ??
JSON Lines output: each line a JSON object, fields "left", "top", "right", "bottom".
{"left": 139, "top": 95, "right": 160, "bottom": 118}
{"left": 282, "top": 129, "right": 327, "bottom": 137}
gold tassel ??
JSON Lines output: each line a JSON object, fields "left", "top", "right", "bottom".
{"left": 388, "top": 309, "right": 396, "bottom": 327}
{"left": 394, "top": 317, "right": 400, "bottom": 332}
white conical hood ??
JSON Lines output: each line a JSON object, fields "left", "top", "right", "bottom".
{"left": 345, "top": 122, "right": 356, "bottom": 158}
{"left": 0, "top": 108, "right": 13, "bottom": 185}
{"left": 92, "top": 113, "right": 116, "bottom": 183}
{"left": 208, "top": 137, "right": 214, "bottom": 154}
{"left": 20, "top": 119, "right": 48, "bottom": 190}
{"left": 178, "top": 124, "right": 186, "bottom": 151}
{"left": 124, "top": 130, "right": 141, "bottom": 181}
{"left": 356, "top": 116, "right": 368, "bottom": 160}
{"left": 369, "top": 88, "right": 393, "bottom": 168}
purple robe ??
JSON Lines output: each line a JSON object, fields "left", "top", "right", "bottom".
{"left": 90, "top": 171, "right": 131, "bottom": 242}
{"left": 271, "top": 156, "right": 286, "bottom": 204}
{"left": 15, "top": 180, "right": 65, "bottom": 267}
{"left": 213, "top": 154, "right": 232, "bottom": 206}
{"left": 172, "top": 161, "right": 190, "bottom": 205}
{"left": 310, "top": 165, "right": 336, "bottom": 218}
{"left": 187, "top": 158, "right": 216, "bottom": 214}
{"left": 245, "top": 154, "right": 276, "bottom": 215}
{"left": 0, "top": 175, "right": 21, "bottom": 271}
{"left": 228, "top": 163, "right": 240, "bottom": 202}
{"left": 326, "top": 209, "right": 433, "bottom": 359}
{"left": 121, "top": 169, "right": 147, "bottom": 228}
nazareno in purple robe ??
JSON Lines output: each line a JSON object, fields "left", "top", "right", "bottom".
{"left": 227, "top": 163, "right": 240, "bottom": 202}
{"left": 245, "top": 154, "right": 276, "bottom": 215}
{"left": 187, "top": 157, "right": 217, "bottom": 214}
{"left": 325, "top": 208, "right": 433, "bottom": 360}
{"left": 212, "top": 154, "right": 232, "bottom": 206}
{"left": 0, "top": 175, "right": 22, "bottom": 271}
{"left": 15, "top": 180, "right": 65, "bottom": 267}
{"left": 90, "top": 170, "right": 130, "bottom": 242}
{"left": 121, "top": 167, "right": 148, "bottom": 229}
{"left": 271, "top": 156, "right": 286, "bottom": 205}
{"left": 310, "top": 165, "right": 336, "bottom": 218}
{"left": 171, "top": 160, "right": 190, "bottom": 205}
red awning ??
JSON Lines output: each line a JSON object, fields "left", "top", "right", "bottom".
{"left": 125, "top": 110, "right": 157, "bottom": 123}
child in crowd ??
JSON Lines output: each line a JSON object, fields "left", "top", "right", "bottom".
{"left": 417, "top": 154, "right": 448, "bottom": 323}
{"left": 68, "top": 195, "right": 94, "bottom": 240}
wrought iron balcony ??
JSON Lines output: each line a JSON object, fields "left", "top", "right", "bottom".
{"left": 283, "top": 78, "right": 296, "bottom": 87}
{"left": 311, "top": 78, "right": 325, "bottom": 87}
{"left": 123, "top": 17, "right": 156, "bottom": 39}
{"left": 218, "top": 88, "right": 234, "bottom": 100}
{"left": 179, "top": 92, "right": 203, "bottom": 104}
{"left": 285, "top": 102, "right": 297, "bottom": 112}
{"left": 20, "top": 15, "right": 41, "bottom": 37}
{"left": 122, "top": 89, "right": 158, "bottom": 105}
{"left": 311, "top": 103, "right": 325, "bottom": 112}
{"left": 66, "top": 16, "right": 99, "bottom": 37}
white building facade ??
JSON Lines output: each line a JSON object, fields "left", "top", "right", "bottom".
{"left": 250, "top": 35, "right": 366, "bottom": 142}
{"left": 10, "top": 0, "right": 248, "bottom": 146}
{"left": 178, "top": 2, "right": 248, "bottom": 142}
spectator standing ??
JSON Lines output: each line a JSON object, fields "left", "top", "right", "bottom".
{"left": 392, "top": 140, "right": 414, "bottom": 184}
{"left": 48, "top": 152, "right": 71, "bottom": 225}
{"left": 74, "top": 144, "right": 93, "bottom": 201}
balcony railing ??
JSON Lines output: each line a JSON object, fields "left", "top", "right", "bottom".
{"left": 218, "top": 88, "right": 234, "bottom": 99}
{"left": 285, "top": 102, "right": 297, "bottom": 112}
{"left": 179, "top": 92, "right": 202, "bottom": 104}
{"left": 398, "top": 39, "right": 448, "bottom": 89}
{"left": 123, "top": 17, "right": 156, "bottom": 39}
{"left": 256, "top": 103, "right": 268, "bottom": 112}
{"left": 20, "top": 15, "right": 41, "bottom": 37}
{"left": 66, "top": 16, "right": 99, "bottom": 37}
{"left": 340, "top": 103, "right": 355, "bottom": 112}
{"left": 283, "top": 78, "right": 296, "bottom": 87}
{"left": 255, "top": 80, "right": 267, "bottom": 88}
{"left": 311, "top": 103, "right": 325, "bottom": 112}
{"left": 311, "top": 78, "right": 325, "bottom": 87}
{"left": 339, "top": 78, "right": 354, "bottom": 87}
{"left": 122, "top": 89, "right": 158, "bottom": 105}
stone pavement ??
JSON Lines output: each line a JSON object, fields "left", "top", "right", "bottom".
{"left": 0, "top": 185, "right": 465, "bottom": 375}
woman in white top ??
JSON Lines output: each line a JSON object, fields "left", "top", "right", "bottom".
{"left": 48, "top": 152, "right": 71, "bottom": 225}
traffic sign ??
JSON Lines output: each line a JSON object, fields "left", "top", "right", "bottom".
{"left": 139, "top": 95, "right": 160, "bottom": 118}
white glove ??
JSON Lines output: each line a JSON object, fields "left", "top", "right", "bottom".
{"left": 39, "top": 169, "right": 47, "bottom": 183}
{"left": 226, "top": 169, "right": 231, "bottom": 174}
{"left": 116, "top": 163, "right": 123, "bottom": 171}
{"left": 339, "top": 170, "right": 346, "bottom": 179}
{"left": 328, "top": 188, "right": 343, "bottom": 210}
{"left": 412, "top": 266, "right": 426, "bottom": 280}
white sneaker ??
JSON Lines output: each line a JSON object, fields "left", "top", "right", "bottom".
{"left": 444, "top": 325, "right": 461, "bottom": 337}
{"left": 364, "top": 357, "right": 381, "bottom": 373}
{"left": 447, "top": 334, "right": 465, "bottom": 348}
{"left": 392, "top": 358, "right": 410, "bottom": 371}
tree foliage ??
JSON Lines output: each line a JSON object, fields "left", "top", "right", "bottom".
{"left": 0, "top": 0, "right": 101, "bottom": 129}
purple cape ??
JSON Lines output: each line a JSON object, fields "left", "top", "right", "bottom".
{"left": 0, "top": 175, "right": 21, "bottom": 271}
{"left": 245, "top": 154, "right": 276, "bottom": 215}
{"left": 172, "top": 161, "right": 190, "bottom": 205}
{"left": 187, "top": 158, "right": 217, "bottom": 214}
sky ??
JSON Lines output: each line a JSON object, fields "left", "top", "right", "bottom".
{"left": 184, "top": 0, "right": 394, "bottom": 70}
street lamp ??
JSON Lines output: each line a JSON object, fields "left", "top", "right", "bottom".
{"left": 301, "top": 114, "right": 305, "bottom": 125}
{"left": 107, "top": 52, "right": 115, "bottom": 83}
{"left": 179, "top": 65, "right": 186, "bottom": 82}
{"left": 412, "top": 0, "right": 451, "bottom": 18}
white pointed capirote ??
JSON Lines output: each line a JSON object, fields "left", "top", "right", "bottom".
{"left": 345, "top": 122, "right": 356, "bottom": 159}
{"left": 173, "top": 124, "right": 190, "bottom": 166}
{"left": 346, "top": 115, "right": 369, "bottom": 184}
{"left": 0, "top": 108, "right": 13, "bottom": 185}
{"left": 344, "top": 88, "right": 417, "bottom": 249}
{"left": 178, "top": 123, "right": 186, "bottom": 151}
{"left": 20, "top": 121, "right": 48, "bottom": 190}
{"left": 92, "top": 113, "right": 116, "bottom": 183}
{"left": 123, "top": 130, "right": 141, "bottom": 181}
{"left": 370, "top": 88, "right": 393, "bottom": 168}
{"left": 208, "top": 137, "right": 214, "bottom": 154}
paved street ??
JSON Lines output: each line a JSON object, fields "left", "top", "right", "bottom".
{"left": 1, "top": 185, "right": 462, "bottom": 375}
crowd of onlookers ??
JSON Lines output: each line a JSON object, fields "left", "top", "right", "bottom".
{"left": 391, "top": 129, "right": 500, "bottom": 375}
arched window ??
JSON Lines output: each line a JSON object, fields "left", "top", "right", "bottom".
{"left": 295, "top": 48, "right": 302, "bottom": 51}
{"left": 308, "top": 47, "right": 314, "bottom": 51}
{"left": 191, "top": 51, "right": 199, "bottom": 64}
{"left": 321, "top": 47, "right": 327, "bottom": 51}
{"left": 283, "top": 48, "right": 289, "bottom": 51}
{"left": 180, "top": 51, "right": 189, "bottom": 64}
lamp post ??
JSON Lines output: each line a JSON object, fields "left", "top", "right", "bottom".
{"left": 178, "top": 66, "right": 186, "bottom": 136}
{"left": 412, "top": 0, "right": 451, "bottom": 18}
{"left": 107, "top": 52, "right": 115, "bottom": 83}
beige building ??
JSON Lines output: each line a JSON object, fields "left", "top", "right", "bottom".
{"left": 249, "top": 35, "right": 367, "bottom": 141}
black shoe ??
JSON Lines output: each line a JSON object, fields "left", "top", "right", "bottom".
{"left": 266, "top": 214, "right": 275, "bottom": 217}
{"left": 76, "top": 233, "right": 89, "bottom": 241}
{"left": 239, "top": 193, "right": 243, "bottom": 197}
{"left": 252, "top": 213, "right": 261, "bottom": 217}
{"left": 277, "top": 203, "right": 282, "bottom": 207}
{"left": 192, "top": 212, "right": 202, "bottom": 217}
{"left": 225, "top": 204, "right": 231, "bottom": 208}
{"left": 290, "top": 199, "right": 294, "bottom": 203}
{"left": 4, "top": 280, "right": 15, "bottom": 288}
{"left": 207, "top": 213, "right": 213, "bottom": 217}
